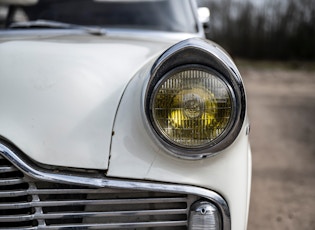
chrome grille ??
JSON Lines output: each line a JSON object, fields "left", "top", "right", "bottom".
{"left": 0, "top": 155, "right": 198, "bottom": 229}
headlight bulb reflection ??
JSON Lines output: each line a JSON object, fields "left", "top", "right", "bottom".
{"left": 170, "top": 88, "right": 218, "bottom": 131}
{"left": 182, "top": 92, "right": 204, "bottom": 119}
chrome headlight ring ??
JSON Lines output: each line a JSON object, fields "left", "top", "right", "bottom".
{"left": 144, "top": 38, "right": 246, "bottom": 159}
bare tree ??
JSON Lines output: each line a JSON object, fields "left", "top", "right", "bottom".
{"left": 200, "top": 0, "right": 315, "bottom": 60}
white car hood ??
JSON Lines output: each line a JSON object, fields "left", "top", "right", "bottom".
{"left": 0, "top": 32, "right": 173, "bottom": 169}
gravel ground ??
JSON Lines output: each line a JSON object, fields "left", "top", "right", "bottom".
{"left": 238, "top": 64, "right": 315, "bottom": 230}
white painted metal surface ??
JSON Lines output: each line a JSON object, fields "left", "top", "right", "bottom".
{"left": 0, "top": 29, "right": 251, "bottom": 230}
{"left": 0, "top": 32, "right": 173, "bottom": 169}
{"left": 108, "top": 51, "right": 251, "bottom": 229}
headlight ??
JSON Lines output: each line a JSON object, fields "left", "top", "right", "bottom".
{"left": 151, "top": 66, "right": 233, "bottom": 149}
{"left": 144, "top": 38, "right": 245, "bottom": 159}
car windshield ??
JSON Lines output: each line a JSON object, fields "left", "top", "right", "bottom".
{"left": 1, "top": 0, "right": 198, "bottom": 33}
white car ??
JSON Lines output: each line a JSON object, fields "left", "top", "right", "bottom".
{"left": 0, "top": 0, "right": 251, "bottom": 229}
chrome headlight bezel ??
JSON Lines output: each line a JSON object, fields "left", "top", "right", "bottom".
{"left": 144, "top": 38, "right": 246, "bottom": 159}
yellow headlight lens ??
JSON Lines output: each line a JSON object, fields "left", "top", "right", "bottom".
{"left": 152, "top": 68, "right": 232, "bottom": 148}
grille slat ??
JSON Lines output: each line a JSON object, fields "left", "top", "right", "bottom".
{"left": 0, "top": 214, "right": 35, "bottom": 222}
{"left": 0, "top": 197, "right": 187, "bottom": 209}
{"left": 36, "top": 197, "right": 187, "bottom": 206}
{"left": 0, "top": 166, "right": 18, "bottom": 173}
{"left": 44, "top": 208, "right": 187, "bottom": 218}
{"left": 0, "top": 228, "right": 37, "bottom": 230}
{"left": 43, "top": 220, "right": 187, "bottom": 229}
{"left": 0, "top": 178, "right": 24, "bottom": 186}
{"left": 0, "top": 208, "right": 187, "bottom": 222}
{"left": 0, "top": 188, "right": 119, "bottom": 197}
{"left": 0, "top": 202, "right": 33, "bottom": 210}
{"left": 0, "top": 190, "right": 28, "bottom": 198}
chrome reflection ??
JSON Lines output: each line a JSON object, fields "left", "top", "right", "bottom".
{"left": 0, "top": 142, "right": 230, "bottom": 229}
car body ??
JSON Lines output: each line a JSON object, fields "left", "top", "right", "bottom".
{"left": 0, "top": 0, "right": 251, "bottom": 229}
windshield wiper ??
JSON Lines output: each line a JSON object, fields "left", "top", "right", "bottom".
{"left": 9, "top": 20, "right": 106, "bottom": 36}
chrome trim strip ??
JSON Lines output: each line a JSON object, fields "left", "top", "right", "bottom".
{"left": 0, "top": 142, "right": 231, "bottom": 230}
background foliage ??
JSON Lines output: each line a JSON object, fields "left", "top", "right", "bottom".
{"left": 200, "top": 0, "right": 315, "bottom": 60}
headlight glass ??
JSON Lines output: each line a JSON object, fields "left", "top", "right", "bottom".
{"left": 151, "top": 66, "right": 233, "bottom": 149}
